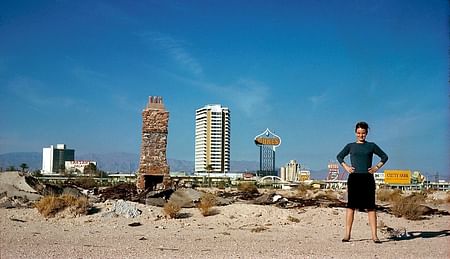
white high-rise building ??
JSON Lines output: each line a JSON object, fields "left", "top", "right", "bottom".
{"left": 195, "top": 104, "right": 230, "bottom": 173}
{"left": 42, "top": 144, "right": 75, "bottom": 174}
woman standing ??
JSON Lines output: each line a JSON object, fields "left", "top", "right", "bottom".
{"left": 337, "top": 121, "right": 388, "bottom": 243}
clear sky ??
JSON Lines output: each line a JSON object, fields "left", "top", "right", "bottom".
{"left": 0, "top": 1, "right": 448, "bottom": 176}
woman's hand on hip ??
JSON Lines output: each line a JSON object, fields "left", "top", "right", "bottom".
{"left": 368, "top": 166, "right": 378, "bottom": 174}
{"left": 343, "top": 164, "right": 355, "bottom": 174}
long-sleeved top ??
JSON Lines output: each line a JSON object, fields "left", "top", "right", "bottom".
{"left": 336, "top": 141, "right": 388, "bottom": 173}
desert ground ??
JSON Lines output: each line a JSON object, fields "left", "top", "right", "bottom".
{"left": 1, "top": 191, "right": 450, "bottom": 259}
{"left": 0, "top": 197, "right": 450, "bottom": 259}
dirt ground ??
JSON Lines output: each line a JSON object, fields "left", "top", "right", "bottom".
{"left": 1, "top": 200, "right": 449, "bottom": 259}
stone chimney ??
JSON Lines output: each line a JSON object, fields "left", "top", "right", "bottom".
{"left": 136, "top": 96, "right": 170, "bottom": 191}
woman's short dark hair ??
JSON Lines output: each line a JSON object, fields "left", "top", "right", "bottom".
{"left": 355, "top": 121, "right": 369, "bottom": 132}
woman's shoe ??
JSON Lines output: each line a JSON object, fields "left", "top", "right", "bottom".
{"left": 373, "top": 238, "right": 382, "bottom": 244}
{"left": 341, "top": 238, "right": 350, "bottom": 242}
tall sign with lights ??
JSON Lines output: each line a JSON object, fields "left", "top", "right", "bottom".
{"left": 254, "top": 128, "right": 281, "bottom": 177}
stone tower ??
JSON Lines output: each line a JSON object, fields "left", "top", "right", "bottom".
{"left": 136, "top": 96, "right": 170, "bottom": 191}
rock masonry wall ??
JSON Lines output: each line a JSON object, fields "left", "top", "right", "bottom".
{"left": 136, "top": 96, "right": 170, "bottom": 191}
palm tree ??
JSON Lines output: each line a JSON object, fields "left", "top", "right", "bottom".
{"left": 20, "top": 163, "right": 29, "bottom": 172}
{"left": 205, "top": 164, "right": 214, "bottom": 187}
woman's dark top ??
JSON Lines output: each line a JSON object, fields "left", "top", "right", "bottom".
{"left": 336, "top": 142, "right": 388, "bottom": 173}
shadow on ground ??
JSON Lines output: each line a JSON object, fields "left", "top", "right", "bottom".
{"left": 398, "top": 230, "right": 450, "bottom": 240}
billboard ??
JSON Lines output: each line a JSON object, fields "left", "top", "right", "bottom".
{"left": 384, "top": 170, "right": 411, "bottom": 184}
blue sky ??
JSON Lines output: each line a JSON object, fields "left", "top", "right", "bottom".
{"left": 0, "top": 1, "right": 448, "bottom": 176}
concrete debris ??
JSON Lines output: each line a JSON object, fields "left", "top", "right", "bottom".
{"left": 145, "top": 197, "right": 166, "bottom": 207}
{"left": 0, "top": 195, "right": 33, "bottom": 209}
{"left": 272, "top": 195, "right": 283, "bottom": 203}
{"left": 169, "top": 188, "right": 203, "bottom": 208}
{"left": 253, "top": 193, "right": 276, "bottom": 205}
{"left": 215, "top": 196, "right": 233, "bottom": 206}
{"left": 106, "top": 199, "right": 142, "bottom": 218}
{"left": 380, "top": 225, "right": 410, "bottom": 240}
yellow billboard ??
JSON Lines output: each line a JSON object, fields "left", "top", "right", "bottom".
{"left": 384, "top": 170, "right": 411, "bottom": 184}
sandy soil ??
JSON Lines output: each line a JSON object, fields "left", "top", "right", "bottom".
{"left": 1, "top": 199, "right": 450, "bottom": 259}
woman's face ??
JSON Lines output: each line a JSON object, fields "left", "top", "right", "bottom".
{"left": 355, "top": 127, "right": 367, "bottom": 143}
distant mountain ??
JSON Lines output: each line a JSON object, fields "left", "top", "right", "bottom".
{"left": 0, "top": 152, "right": 259, "bottom": 173}
{"left": 78, "top": 152, "right": 139, "bottom": 173}
{"left": 310, "top": 169, "right": 331, "bottom": 180}
{"left": 231, "top": 160, "right": 259, "bottom": 172}
{"left": 0, "top": 152, "right": 42, "bottom": 171}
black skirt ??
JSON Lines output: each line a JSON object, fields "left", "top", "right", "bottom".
{"left": 346, "top": 173, "right": 376, "bottom": 210}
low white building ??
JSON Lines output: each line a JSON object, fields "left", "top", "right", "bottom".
{"left": 65, "top": 160, "right": 97, "bottom": 174}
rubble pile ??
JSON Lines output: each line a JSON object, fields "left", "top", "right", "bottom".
{"left": 98, "top": 183, "right": 140, "bottom": 202}
{"left": 1, "top": 172, "right": 449, "bottom": 221}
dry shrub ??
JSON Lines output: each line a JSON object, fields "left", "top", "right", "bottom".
{"left": 408, "top": 191, "right": 427, "bottom": 203}
{"left": 296, "top": 184, "right": 312, "bottom": 197}
{"left": 61, "top": 194, "right": 90, "bottom": 215}
{"left": 390, "top": 194, "right": 426, "bottom": 220}
{"left": 377, "top": 188, "right": 402, "bottom": 202}
{"left": 35, "top": 194, "right": 90, "bottom": 218}
{"left": 35, "top": 196, "right": 65, "bottom": 218}
{"left": 198, "top": 192, "right": 217, "bottom": 216}
{"left": 315, "top": 190, "right": 337, "bottom": 200}
{"left": 237, "top": 182, "right": 258, "bottom": 194}
{"left": 163, "top": 201, "right": 181, "bottom": 219}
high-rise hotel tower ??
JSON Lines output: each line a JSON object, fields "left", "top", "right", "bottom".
{"left": 195, "top": 104, "right": 230, "bottom": 173}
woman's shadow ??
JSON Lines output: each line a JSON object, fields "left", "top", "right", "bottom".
{"left": 388, "top": 230, "right": 450, "bottom": 241}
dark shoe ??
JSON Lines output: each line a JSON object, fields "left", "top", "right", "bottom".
{"left": 342, "top": 238, "right": 350, "bottom": 242}
{"left": 373, "top": 239, "right": 382, "bottom": 244}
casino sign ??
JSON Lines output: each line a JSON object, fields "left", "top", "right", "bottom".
{"left": 254, "top": 128, "right": 281, "bottom": 148}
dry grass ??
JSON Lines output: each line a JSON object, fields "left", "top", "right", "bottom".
{"left": 390, "top": 194, "right": 426, "bottom": 220}
{"left": 296, "top": 184, "right": 312, "bottom": 197}
{"left": 447, "top": 192, "right": 450, "bottom": 203}
{"left": 376, "top": 188, "right": 403, "bottom": 202}
{"left": 377, "top": 189, "right": 429, "bottom": 220}
{"left": 408, "top": 191, "right": 427, "bottom": 203}
{"left": 237, "top": 182, "right": 258, "bottom": 194}
{"left": 198, "top": 192, "right": 217, "bottom": 216}
{"left": 314, "top": 190, "right": 337, "bottom": 200}
{"left": 35, "top": 194, "right": 90, "bottom": 218}
{"left": 163, "top": 201, "right": 181, "bottom": 219}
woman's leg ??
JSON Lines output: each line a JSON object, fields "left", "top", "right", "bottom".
{"left": 344, "top": 208, "right": 355, "bottom": 240}
{"left": 368, "top": 210, "right": 379, "bottom": 241}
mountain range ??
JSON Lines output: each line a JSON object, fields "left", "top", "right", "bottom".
{"left": 0, "top": 152, "right": 329, "bottom": 179}
{"left": 0, "top": 152, "right": 257, "bottom": 173}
